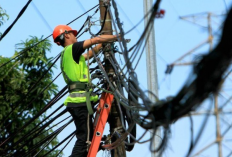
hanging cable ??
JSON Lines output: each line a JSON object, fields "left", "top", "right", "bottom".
{"left": 5, "top": 108, "right": 68, "bottom": 154}
{"left": 21, "top": 120, "right": 73, "bottom": 157}
{"left": 0, "top": 0, "right": 32, "bottom": 41}
{"left": 41, "top": 131, "right": 76, "bottom": 157}
{"left": 0, "top": 4, "right": 99, "bottom": 70}
{"left": 0, "top": 6, "right": 102, "bottom": 125}
{"left": 0, "top": 72, "right": 62, "bottom": 129}
{"left": 0, "top": 85, "right": 67, "bottom": 148}
{"left": 27, "top": 53, "right": 61, "bottom": 94}
{"left": 89, "top": 5, "right": 108, "bottom": 36}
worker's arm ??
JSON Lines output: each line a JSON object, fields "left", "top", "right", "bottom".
{"left": 83, "top": 35, "right": 118, "bottom": 49}
{"left": 83, "top": 43, "right": 102, "bottom": 60}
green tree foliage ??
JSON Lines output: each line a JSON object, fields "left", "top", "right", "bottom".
{"left": 0, "top": 6, "right": 9, "bottom": 36}
{"left": 0, "top": 6, "right": 9, "bottom": 26}
{"left": 0, "top": 36, "right": 62, "bottom": 156}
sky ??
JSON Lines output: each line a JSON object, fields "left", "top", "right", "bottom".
{"left": 1, "top": 0, "right": 232, "bottom": 157}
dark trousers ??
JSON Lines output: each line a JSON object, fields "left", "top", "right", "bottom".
{"left": 67, "top": 106, "right": 93, "bottom": 157}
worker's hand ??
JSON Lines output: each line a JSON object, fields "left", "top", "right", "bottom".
{"left": 115, "top": 33, "right": 121, "bottom": 41}
{"left": 115, "top": 34, "right": 131, "bottom": 43}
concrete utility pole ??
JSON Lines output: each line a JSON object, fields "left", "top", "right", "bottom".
{"left": 143, "top": 1, "right": 160, "bottom": 157}
{"left": 98, "top": 1, "right": 126, "bottom": 157}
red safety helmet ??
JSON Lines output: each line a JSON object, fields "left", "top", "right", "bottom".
{"left": 53, "top": 25, "right": 78, "bottom": 44}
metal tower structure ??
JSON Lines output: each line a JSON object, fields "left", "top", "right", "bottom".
{"left": 166, "top": 11, "right": 232, "bottom": 157}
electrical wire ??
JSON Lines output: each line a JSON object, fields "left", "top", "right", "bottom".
{"left": 0, "top": 4, "right": 99, "bottom": 70}
{"left": 41, "top": 131, "right": 76, "bottom": 157}
{"left": 2, "top": 0, "right": 232, "bottom": 156}
{"left": 0, "top": 5, "right": 101, "bottom": 135}
{"left": 0, "top": 0, "right": 32, "bottom": 41}
{"left": 0, "top": 5, "right": 102, "bottom": 153}
{"left": 31, "top": 1, "right": 53, "bottom": 32}
{"left": 0, "top": 85, "right": 68, "bottom": 148}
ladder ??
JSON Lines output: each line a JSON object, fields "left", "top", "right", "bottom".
{"left": 87, "top": 92, "right": 114, "bottom": 157}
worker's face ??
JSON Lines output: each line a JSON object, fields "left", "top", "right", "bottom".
{"left": 68, "top": 32, "right": 77, "bottom": 43}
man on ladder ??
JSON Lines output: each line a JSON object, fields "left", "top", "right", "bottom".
{"left": 53, "top": 25, "right": 118, "bottom": 157}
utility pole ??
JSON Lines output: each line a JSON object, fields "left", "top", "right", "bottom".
{"left": 143, "top": 1, "right": 159, "bottom": 157}
{"left": 98, "top": 1, "right": 126, "bottom": 157}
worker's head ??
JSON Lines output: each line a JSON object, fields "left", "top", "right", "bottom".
{"left": 53, "top": 25, "right": 78, "bottom": 47}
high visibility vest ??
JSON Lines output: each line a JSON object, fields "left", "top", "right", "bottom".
{"left": 60, "top": 44, "right": 98, "bottom": 106}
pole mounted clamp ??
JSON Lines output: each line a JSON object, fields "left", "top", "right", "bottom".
{"left": 102, "top": 0, "right": 110, "bottom": 7}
